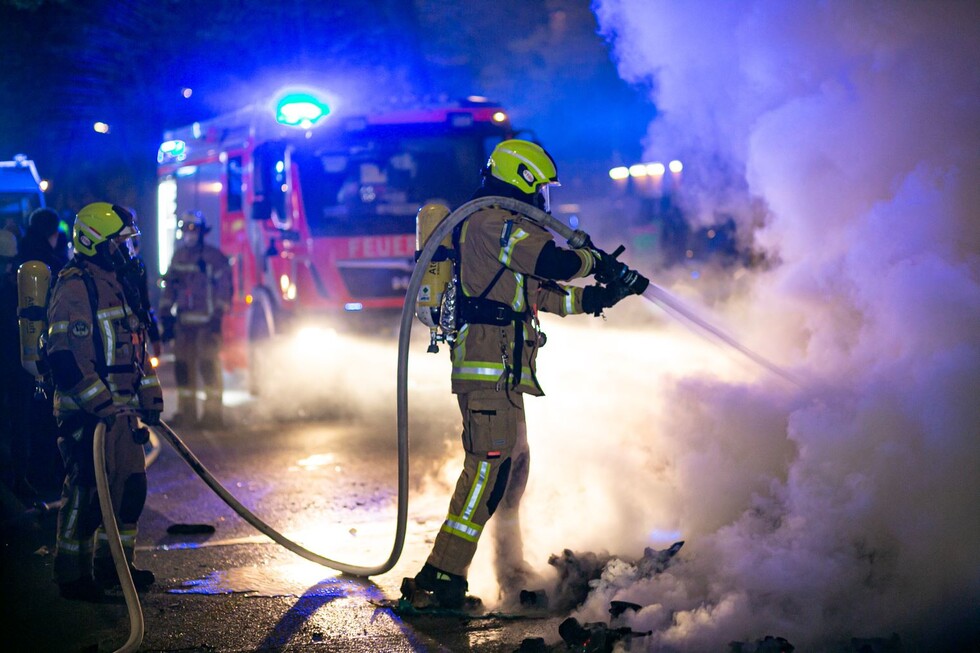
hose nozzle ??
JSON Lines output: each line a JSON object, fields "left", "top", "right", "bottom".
{"left": 594, "top": 244, "right": 650, "bottom": 295}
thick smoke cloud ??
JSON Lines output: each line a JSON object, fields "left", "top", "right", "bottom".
{"left": 545, "top": 1, "right": 980, "bottom": 650}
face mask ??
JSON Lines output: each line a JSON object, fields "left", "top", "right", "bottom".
{"left": 108, "top": 239, "right": 133, "bottom": 272}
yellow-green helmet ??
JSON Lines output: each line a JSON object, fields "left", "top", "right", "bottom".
{"left": 73, "top": 202, "right": 140, "bottom": 257}
{"left": 486, "top": 139, "right": 559, "bottom": 195}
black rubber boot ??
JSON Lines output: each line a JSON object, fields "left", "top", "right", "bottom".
{"left": 406, "top": 563, "right": 467, "bottom": 609}
{"left": 94, "top": 558, "right": 155, "bottom": 591}
{"left": 58, "top": 577, "right": 105, "bottom": 602}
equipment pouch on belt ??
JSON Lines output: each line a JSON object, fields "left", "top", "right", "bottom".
{"left": 463, "top": 396, "right": 518, "bottom": 457}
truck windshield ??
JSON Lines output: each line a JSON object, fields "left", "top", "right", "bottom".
{"left": 295, "top": 133, "right": 488, "bottom": 237}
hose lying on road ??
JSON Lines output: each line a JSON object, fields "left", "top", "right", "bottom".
{"left": 152, "top": 419, "right": 394, "bottom": 576}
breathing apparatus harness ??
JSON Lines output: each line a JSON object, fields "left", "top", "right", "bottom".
{"left": 448, "top": 214, "right": 546, "bottom": 391}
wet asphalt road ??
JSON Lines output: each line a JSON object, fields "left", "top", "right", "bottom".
{"left": 1, "top": 377, "right": 566, "bottom": 653}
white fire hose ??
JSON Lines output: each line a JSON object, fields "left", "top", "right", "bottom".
{"left": 93, "top": 421, "right": 144, "bottom": 653}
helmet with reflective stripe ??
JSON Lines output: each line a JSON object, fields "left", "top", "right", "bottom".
{"left": 73, "top": 202, "right": 140, "bottom": 257}
{"left": 486, "top": 139, "right": 559, "bottom": 195}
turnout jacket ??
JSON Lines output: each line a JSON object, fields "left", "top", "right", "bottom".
{"left": 450, "top": 207, "right": 593, "bottom": 396}
{"left": 161, "top": 243, "right": 232, "bottom": 326}
{"left": 46, "top": 259, "right": 163, "bottom": 419}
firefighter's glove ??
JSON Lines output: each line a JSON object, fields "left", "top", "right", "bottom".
{"left": 133, "top": 426, "right": 151, "bottom": 445}
{"left": 582, "top": 281, "right": 632, "bottom": 317}
{"left": 590, "top": 246, "right": 629, "bottom": 285}
{"left": 160, "top": 314, "right": 176, "bottom": 343}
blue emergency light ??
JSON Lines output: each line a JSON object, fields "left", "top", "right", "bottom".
{"left": 276, "top": 93, "right": 331, "bottom": 129}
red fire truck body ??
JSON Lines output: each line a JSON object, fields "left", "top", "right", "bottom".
{"left": 157, "top": 95, "right": 512, "bottom": 371}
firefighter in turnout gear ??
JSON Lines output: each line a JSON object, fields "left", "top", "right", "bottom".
{"left": 405, "top": 140, "right": 635, "bottom": 609}
{"left": 159, "top": 212, "right": 232, "bottom": 428}
{"left": 47, "top": 202, "right": 163, "bottom": 602}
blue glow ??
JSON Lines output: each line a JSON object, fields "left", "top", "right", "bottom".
{"left": 344, "top": 302, "right": 363, "bottom": 311}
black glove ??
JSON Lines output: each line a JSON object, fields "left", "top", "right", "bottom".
{"left": 133, "top": 426, "right": 150, "bottom": 445}
{"left": 160, "top": 313, "right": 175, "bottom": 343}
{"left": 591, "top": 246, "right": 629, "bottom": 285}
{"left": 581, "top": 280, "right": 633, "bottom": 317}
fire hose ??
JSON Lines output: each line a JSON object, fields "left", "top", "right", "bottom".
{"left": 95, "top": 196, "right": 638, "bottom": 651}
{"left": 93, "top": 421, "right": 143, "bottom": 653}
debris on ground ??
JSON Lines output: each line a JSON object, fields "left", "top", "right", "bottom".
{"left": 547, "top": 541, "right": 684, "bottom": 612}
{"left": 558, "top": 616, "right": 652, "bottom": 652}
{"left": 166, "top": 523, "right": 216, "bottom": 535}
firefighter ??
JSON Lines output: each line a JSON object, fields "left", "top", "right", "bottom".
{"left": 405, "top": 139, "right": 636, "bottom": 608}
{"left": 46, "top": 202, "right": 163, "bottom": 601}
{"left": 159, "top": 211, "right": 232, "bottom": 428}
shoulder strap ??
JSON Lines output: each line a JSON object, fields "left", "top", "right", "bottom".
{"left": 72, "top": 262, "right": 108, "bottom": 377}
{"left": 453, "top": 217, "right": 514, "bottom": 301}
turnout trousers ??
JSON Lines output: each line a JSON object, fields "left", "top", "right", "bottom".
{"left": 427, "top": 389, "right": 530, "bottom": 578}
{"left": 173, "top": 323, "right": 223, "bottom": 421}
{"left": 53, "top": 415, "right": 147, "bottom": 583}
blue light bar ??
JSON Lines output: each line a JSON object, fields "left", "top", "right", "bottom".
{"left": 276, "top": 93, "right": 331, "bottom": 129}
{"left": 344, "top": 302, "right": 364, "bottom": 312}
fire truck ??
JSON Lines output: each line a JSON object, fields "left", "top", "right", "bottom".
{"left": 156, "top": 91, "right": 513, "bottom": 377}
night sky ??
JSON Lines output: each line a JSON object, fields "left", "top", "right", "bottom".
{"left": 0, "top": 0, "right": 654, "bottom": 220}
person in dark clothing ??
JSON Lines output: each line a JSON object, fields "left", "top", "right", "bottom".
{"left": 17, "top": 207, "right": 69, "bottom": 274}
{"left": 0, "top": 229, "right": 30, "bottom": 497}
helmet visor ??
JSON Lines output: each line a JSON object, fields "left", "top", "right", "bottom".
{"left": 538, "top": 183, "right": 558, "bottom": 213}
{"left": 111, "top": 205, "right": 140, "bottom": 240}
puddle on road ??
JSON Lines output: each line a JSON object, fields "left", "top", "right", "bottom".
{"left": 171, "top": 559, "right": 366, "bottom": 598}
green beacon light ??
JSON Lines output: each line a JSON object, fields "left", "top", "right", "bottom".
{"left": 276, "top": 93, "right": 331, "bottom": 129}
{"left": 157, "top": 139, "right": 187, "bottom": 164}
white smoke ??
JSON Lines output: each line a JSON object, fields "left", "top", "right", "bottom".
{"left": 506, "top": 1, "right": 980, "bottom": 650}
